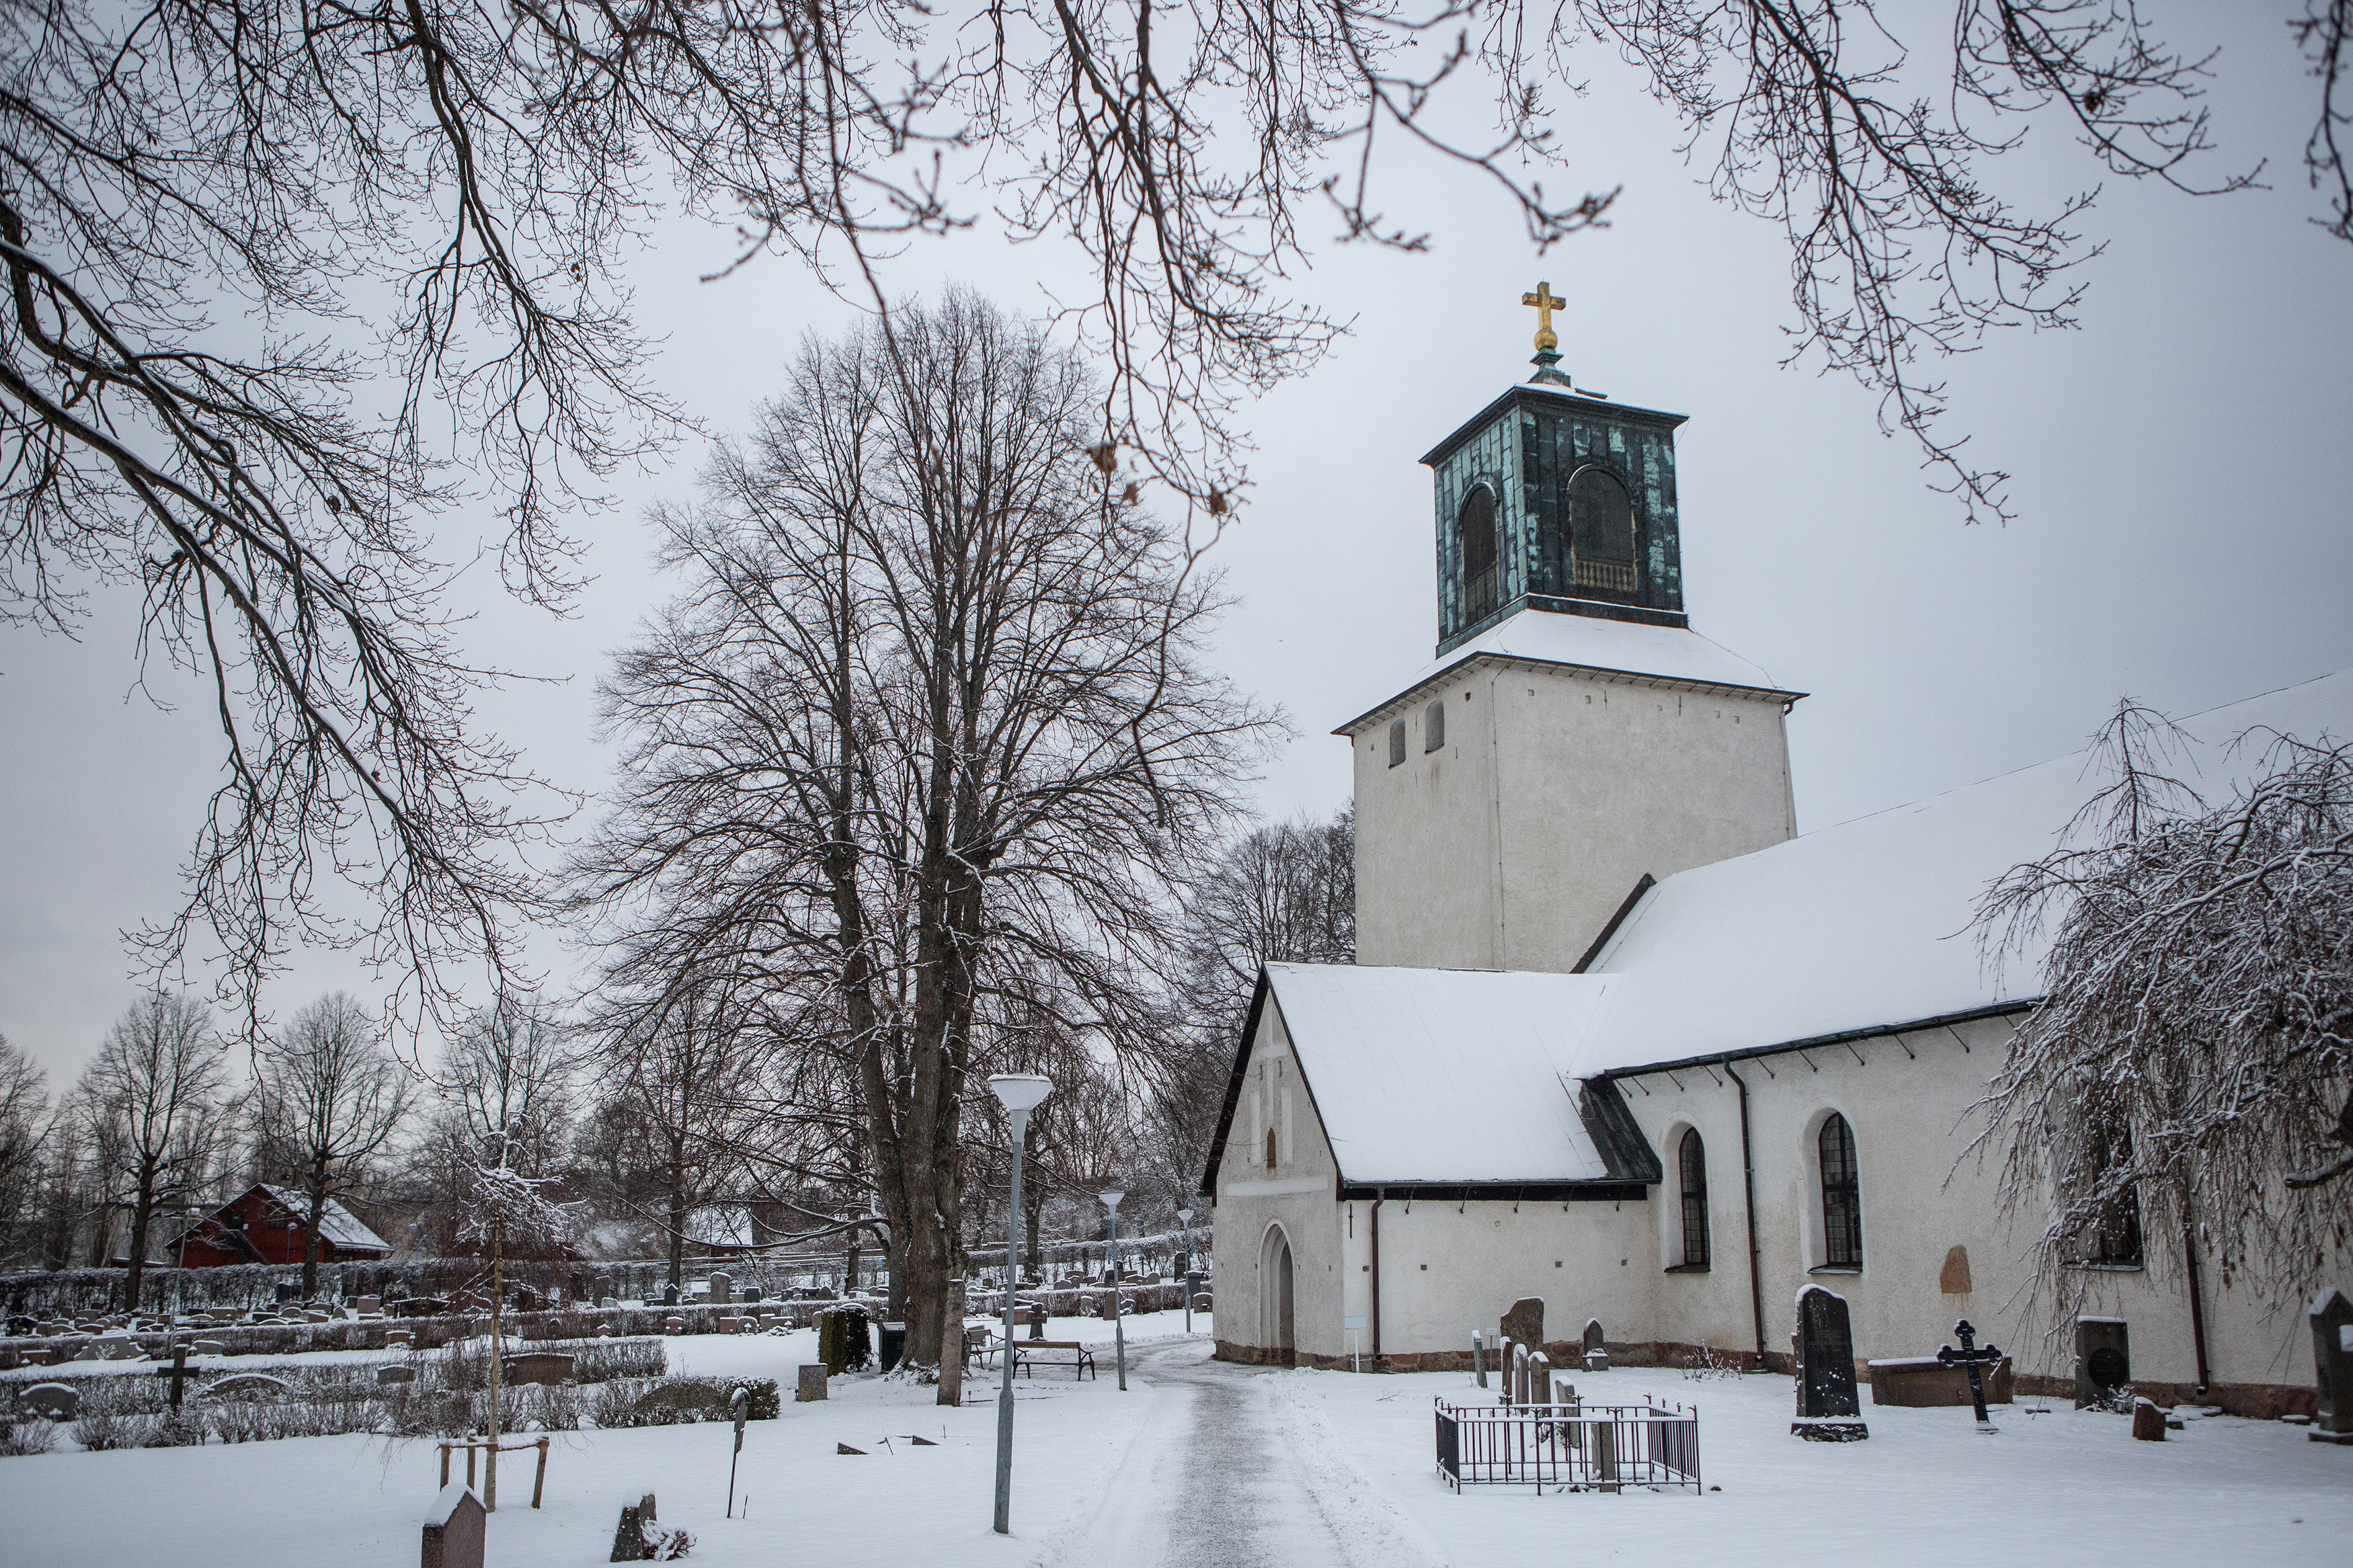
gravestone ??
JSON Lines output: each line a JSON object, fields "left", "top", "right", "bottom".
{"left": 595, "top": 1277, "right": 614, "bottom": 1303}
{"left": 743, "top": 1286, "right": 763, "bottom": 1305}
{"left": 797, "top": 1364, "right": 830, "bottom": 1403}
{"left": 1499, "top": 1298, "right": 1544, "bottom": 1361}
{"left": 190, "top": 1339, "right": 227, "bottom": 1356}
{"left": 206, "top": 1373, "right": 293, "bottom": 1401}
{"left": 2311, "top": 1286, "right": 2353, "bottom": 1444}
{"left": 1472, "top": 1329, "right": 1486, "bottom": 1389}
{"left": 664, "top": 1316, "right": 684, "bottom": 1336}
{"left": 1529, "top": 1350, "right": 1552, "bottom": 1406}
{"left": 378, "top": 1365, "right": 415, "bottom": 1385}
{"left": 662, "top": 1284, "right": 680, "bottom": 1307}
{"left": 608, "top": 1502, "right": 649, "bottom": 1562}
{"left": 707, "top": 1272, "right": 731, "bottom": 1305}
{"left": 2130, "top": 1397, "right": 2167, "bottom": 1441}
{"left": 357, "top": 1296, "right": 382, "bottom": 1317}
{"left": 2075, "top": 1318, "right": 2131, "bottom": 1409}
{"left": 1583, "top": 1318, "right": 1609, "bottom": 1372}
{"left": 504, "top": 1351, "right": 575, "bottom": 1387}
{"left": 1791, "top": 1286, "right": 1868, "bottom": 1440}
{"left": 420, "top": 1484, "right": 485, "bottom": 1568}
{"left": 19, "top": 1383, "right": 77, "bottom": 1420}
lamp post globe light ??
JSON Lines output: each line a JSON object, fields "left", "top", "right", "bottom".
{"left": 1099, "top": 1190, "right": 1127, "bottom": 1392}
{"left": 986, "top": 1074, "right": 1052, "bottom": 1536}
{"left": 1176, "top": 1208, "right": 1195, "bottom": 1335}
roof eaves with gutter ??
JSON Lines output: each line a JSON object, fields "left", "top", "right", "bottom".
{"left": 1597, "top": 1000, "right": 2039, "bottom": 1085}
{"left": 1332, "top": 649, "right": 1808, "bottom": 737}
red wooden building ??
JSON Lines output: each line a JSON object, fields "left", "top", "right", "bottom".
{"left": 171, "top": 1184, "right": 394, "bottom": 1268}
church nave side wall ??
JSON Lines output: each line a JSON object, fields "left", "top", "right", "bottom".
{"left": 1347, "top": 1195, "right": 1658, "bottom": 1369}
{"left": 1611, "top": 1016, "right": 2333, "bottom": 1413}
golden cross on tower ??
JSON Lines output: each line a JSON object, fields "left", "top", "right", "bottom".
{"left": 1521, "top": 281, "right": 1566, "bottom": 352}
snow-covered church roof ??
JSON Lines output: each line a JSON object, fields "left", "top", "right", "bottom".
{"left": 1258, "top": 963, "right": 1642, "bottom": 1187}
{"left": 1231, "top": 669, "right": 2353, "bottom": 1192}
{"left": 1582, "top": 667, "right": 2353, "bottom": 1072}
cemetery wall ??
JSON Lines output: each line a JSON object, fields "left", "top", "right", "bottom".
{"left": 1614, "top": 1013, "right": 2341, "bottom": 1416}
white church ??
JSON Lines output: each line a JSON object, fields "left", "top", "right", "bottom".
{"left": 1199, "top": 308, "right": 2350, "bottom": 1415}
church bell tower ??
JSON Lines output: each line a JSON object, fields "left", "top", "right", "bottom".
{"left": 1340, "top": 286, "right": 1805, "bottom": 974}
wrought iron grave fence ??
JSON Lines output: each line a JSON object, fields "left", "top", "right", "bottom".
{"left": 1433, "top": 1397, "right": 1702, "bottom": 1494}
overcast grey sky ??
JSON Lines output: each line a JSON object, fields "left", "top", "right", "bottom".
{"left": 5, "top": 7, "right": 2348, "bottom": 1086}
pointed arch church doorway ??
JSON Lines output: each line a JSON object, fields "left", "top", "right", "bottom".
{"left": 1260, "top": 1225, "right": 1295, "bottom": 1366}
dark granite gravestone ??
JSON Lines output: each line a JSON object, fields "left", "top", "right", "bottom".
{"left": 1792, "top": 1286, "right": 1868, "bottom": 1440}
{"left": 1582, "top": 1317, "right": 1609, "bottom": 1370}
{"left": 2074, "top": 1318, "right": 2131, "bottom": 1409}
{"left": 420, "top": 1484, "right": 485, "bottom": 1568}
{"left": 378, "top": 1365, "right": 415, "bottom": 1385}
{"left": 2311, "top": 1286, "right": 2353, "bottom": 1444}
{"left": 608, "top": 1502, "right": 649, "bottom": 1561}
{"left": 662, "top": 1284, "right": 680, "bottom": 1307}
{"left": 19, "top": 1382, "right": 77, "bottom": 1420}
{"left": 1499, "top": 1298, "right": 1544, "bottom": 1358}
{"left": 504, "top": 1351, "right": 575, "bottom": 1387}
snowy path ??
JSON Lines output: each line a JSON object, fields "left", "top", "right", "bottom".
{"left": 1039, "top": 1341, "right": 1441, "bottom": 1568}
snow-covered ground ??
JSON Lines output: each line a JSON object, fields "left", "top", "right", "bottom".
{"left": 6, "top": 1323, "right": 2348, "bottom": 1567}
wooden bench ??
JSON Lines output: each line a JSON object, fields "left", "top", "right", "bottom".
{"left": 1012, "top": 1339, "right": 1096, "bottom": 1380}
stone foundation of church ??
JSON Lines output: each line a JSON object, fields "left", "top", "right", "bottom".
{"left": 1214, "top": 1339, "right": 2316, "bottom": 1416}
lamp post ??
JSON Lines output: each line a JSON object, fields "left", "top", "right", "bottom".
{"left": 986, "top": 1073, "right": 1052, "bottom": 1537}
{"left": 1099, "top": 1190, "right": 1127, "bottom": 1391}
{"left": 1176, "top": 1208, "right": 1195, "bottom": 1336}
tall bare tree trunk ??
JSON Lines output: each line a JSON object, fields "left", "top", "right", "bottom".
{"left": 486, "top": 1224, "right": 503, "bottom": 1509}
{"left": 303, "top": 1169, "right": 330, "bottom": 1301}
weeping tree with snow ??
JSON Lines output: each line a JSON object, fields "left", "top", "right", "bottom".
{"left": 457, "top": 1137, "right": 577, "bottom": 1512}
{"left": 1975, "top": 702, "right": 2353, "bottom": 1327}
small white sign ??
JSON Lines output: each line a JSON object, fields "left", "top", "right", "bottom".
{"left": 1344, "top": 1316, "right": 1367, "bottom": 1330}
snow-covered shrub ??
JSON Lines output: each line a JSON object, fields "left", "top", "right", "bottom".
{"left": 586, "top": 1376, "right": 778, "bottom": 1428}
{"left": 71, "top": 1409, "right": 147, "bottom": 1450}
{"left": 141, "top": 1413, "right": 206, "bottom": 1448}
{"left": 0, "top": 1418, "right": 56, "bottom": 1456}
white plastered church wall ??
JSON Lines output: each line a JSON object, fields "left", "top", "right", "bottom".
{"left": 1347, "top": 1194, "right": 1659, "bottom": 1360}
{"left": 1213, "top": 999, "right": 1347, "bottom": 1362}
{"left": 1349, "top": 657, "right": 1797, "bottom": 974}
{"left": 1614, "top": 1016, "right": 2329, "bottom": 1394}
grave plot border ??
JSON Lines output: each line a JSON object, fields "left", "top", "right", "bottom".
{"left": 1433, "top": 1397, "right": 1702, "bottom": 1494}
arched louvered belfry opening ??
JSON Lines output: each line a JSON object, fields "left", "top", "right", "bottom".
{"left": 1456, "top": 483, "right": 1499, "bottom": 622}
{"left": 1568, "top": 465, "right": 1638, "bottom": 599}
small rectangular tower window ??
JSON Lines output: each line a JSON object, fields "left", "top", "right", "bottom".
{"left": 1424, "top": 699, "right": 1446, "bottom": 751}
{"left": 1388, "top": 719, "right": 1406, "bottom": 768}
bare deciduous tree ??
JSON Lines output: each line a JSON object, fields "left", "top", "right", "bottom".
{"left": 7, "top": 0, "right": 2342, "bottom": 1038}
{"left": 75, "top": 993, "right": 231, "bottom": 1309}
{"left": 1161, "top": 808, "right": 1355, "bottom": 1184}
{"left": 253, "top": 993, "right": 415, "bottom": 1298}
{"left": 1975, "top": 701, "right": 2353, "bottom": 1321}
{"left": 0, "top": 1034, "right": 48, "bottom": 1262}
{"left": 575, "top": 291, "right": 1273, "bottom": 1399}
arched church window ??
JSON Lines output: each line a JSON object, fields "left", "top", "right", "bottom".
{"left": 2081, "top": 1124, "right": 2145, "bottom": 1266}
{"left": 1678, "top": 1128, "right": 1711, "bottom": 1268}
{"left": 1457, "top": 484, "right": 1499, "bottom": 621}
{"left": 1424, "top": 698, "right": 1446, "bottom": 752}
{"left": 1387, "top": 718, "right": 1406, "bottom": 768}
{"left": 1819, "top": 1114, "right": 1862, "bottom": 1268}
{"left": 1568, "top": 466, "right": 1638, "bottom": 596}
{"left": 1265, "top": 1127, "right": 1278, "bottom": 1171}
